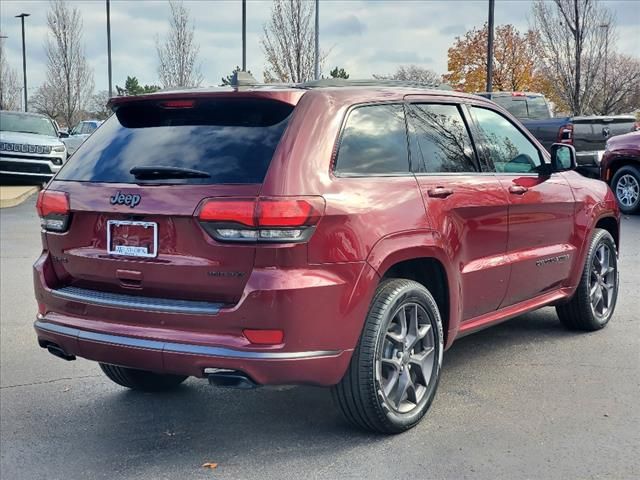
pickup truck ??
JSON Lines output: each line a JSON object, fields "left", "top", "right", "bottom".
{"left": 476, "top": 91, "right": 636, "bottom": 177}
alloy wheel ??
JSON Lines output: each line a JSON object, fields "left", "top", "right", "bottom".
{"left": 378, "top": 302, "right": 436, "bottom": 414}
{"left": 589, "top": 244, "right": 617, "bottom": 318}
{"left": 615, "top": 174, "right": 639, "bottom": 208}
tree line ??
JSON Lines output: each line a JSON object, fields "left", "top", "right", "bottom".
{"left": 1, "top": 0, "right": 637, "bottom": 124}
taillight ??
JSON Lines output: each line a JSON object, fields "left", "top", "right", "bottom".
{"left": 557, "top": 124, "right": 573, "bottom": 145}
{"left": 197, "top": 197, "right": 325, "bottom": 243}
{"left": 36, "top": 190, "right": 70, "bottom": 232}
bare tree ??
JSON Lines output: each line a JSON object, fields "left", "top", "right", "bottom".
{"left": 374, "top": 65, "right": 442, "bottom": 84}
{"left": 0, "top": 37, "right": 22, "bottom": 110}
{"left": 44, "top": 0, "right": 94, "bottom": 128}
{"left": 532, "top": 0, "right": 613, "bottom": 115}
{"left": 87, "top": 90, "right": 112, "bottom": 120}
{"left": 156, "top": 0, "right": 203, "bottom": 88}
{"left": 589, "top": 54, "right": 640, "bottom": 114}
{"left": 30, "top": 82, "right": 64, "bottom": 119}
{"left": 261, "top": 0, "right": 324, "bottom": 83}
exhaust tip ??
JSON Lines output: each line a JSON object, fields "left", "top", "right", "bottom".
{"left": 205, "top": 368, "right": 258, "bottom": 389}
{"left": 43, "top": 343, "right": 76, "bottom": 361}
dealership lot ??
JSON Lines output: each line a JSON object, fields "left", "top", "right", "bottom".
{"left": 1, "top": 197, "right": 639, "bottom": 480}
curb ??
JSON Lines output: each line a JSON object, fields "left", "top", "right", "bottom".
{"left": 0, "top": 186, "right": 39, "bottom": 209}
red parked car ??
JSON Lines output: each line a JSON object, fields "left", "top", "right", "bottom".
{"left": 601, "top": 131, "right": 640, "bottom": 214}
{"left": 34, "top": 80, "right": 620, "bottom": 433}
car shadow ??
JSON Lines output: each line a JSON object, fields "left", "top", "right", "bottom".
{"left": 17, "top": 307, "right": 587, "bottom": 478}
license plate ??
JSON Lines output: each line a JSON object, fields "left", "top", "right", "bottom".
{"left": 107, "top": 220, "right": 158, "bottom": 258}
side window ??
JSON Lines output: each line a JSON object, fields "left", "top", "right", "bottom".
{"left": 406, "top": 103, "right": 478, "bottom": 173}
{"left": 471, "top": 107, "right": 542, "bottom": 174}
{"left": 81, "top": 123, "right": 95, "bottom": 134}
{"left": 70, "top": 123, "right": 82, "bottom": 135}
{"left": 334, "top": 104, "right": 409, "bottom": 175}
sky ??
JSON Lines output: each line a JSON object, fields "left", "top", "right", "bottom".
{"left": 1, "top": 0, "right": 639, "bottom": 95}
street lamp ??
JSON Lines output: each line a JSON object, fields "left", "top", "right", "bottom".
{"left": 314, "top": 0, "right": 319, "bottom": 80}
{"left": 15, "top": 13, "right": 30, "bottom": 112}
{"left": 106, "top": 0, "right": 113, "bottom": 98}
{"left": 599, "top": 23, "right": 610, "bottom": 114}
{"left": 486, "top": 0, "right": 495, "bottom": 92}
{"left": 242, "top": 0, "right": 246, "bottom": 71}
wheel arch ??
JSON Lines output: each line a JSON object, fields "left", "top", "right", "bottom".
{"left": 365, "top": 231, "right": 458, "bottom": 348}
{"left": 606, "top": 157, "right": 639, "bottom": 183}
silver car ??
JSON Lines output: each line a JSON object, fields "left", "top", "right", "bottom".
{"left": 62, "top": 120, "right": 103, "bottom": 156}
{"left": 0, "top": 110, "right": 68, "bottom": 181}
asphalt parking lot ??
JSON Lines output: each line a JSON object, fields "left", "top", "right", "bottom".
{"left": 1, "top": 197, "right": 639, "bottom": 480}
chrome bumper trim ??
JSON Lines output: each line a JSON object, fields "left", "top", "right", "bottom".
{"left": 35, "top": 320, "right": 342, "bottom": 360}
{"left": 51, "top": 286, "right": 223, "bottom": 315}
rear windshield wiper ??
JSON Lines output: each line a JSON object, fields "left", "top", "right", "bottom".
{"left": 130, "top": 166, "right": 211, "bottom": 180}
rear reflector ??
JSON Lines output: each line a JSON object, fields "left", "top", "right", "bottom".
{"left": 243, "top": 329, "right": 284, "bottom": 345}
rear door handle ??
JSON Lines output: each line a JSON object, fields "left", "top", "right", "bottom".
{"left": 427, "top": 187, "right": 454, "bottom": 198}
{"left": 508, "top": 185, "right": 528, "bottom": 195}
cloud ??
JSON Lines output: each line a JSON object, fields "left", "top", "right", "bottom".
{"left": 0, "top": 0, "right": 637, "bottom": 92}
{"left": 440, "top": 24, "right": 466, "bottom": 36}
{"left": 324, "top": 15, "right": 366, "bottom": 37}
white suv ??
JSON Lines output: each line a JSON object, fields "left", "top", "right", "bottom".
{"left": 0, "top": 110, "right": 68, "bottom": 181}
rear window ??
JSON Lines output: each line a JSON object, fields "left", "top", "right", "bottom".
{"left": 526, "top": 97, "right": 551, "bottom": 120}
{"left": 56, "top": 98, "right": 294, "bottom": 184}
{"left": 492, "top": 96, "right": 528, "bottom": 118}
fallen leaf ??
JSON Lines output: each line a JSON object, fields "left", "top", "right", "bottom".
{"left": 165, "top": 431, "right": 176, "bottom": 436}
{"left": 63, "top": 387, "right": 70, "bottom": 392}
{"left": 202, "top": 463, "right": 218, "bottom": 470}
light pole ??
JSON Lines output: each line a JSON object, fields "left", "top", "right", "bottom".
{"left": 0, "top": 34, "right": 7, "bottom": 109}
{"left": 106, "top": 0, "right": 113, "bottom": 98}
{"left": 314, "top": 0, "right": 319, "bottom": 80}
{"left": 242, "top": 0, "right": 246, "bottom": 71}
{"left": 15, "top": 13, "right": 30, "bottom": 112}
{"left": 486, "top": 0, "right": 495, "bottom": 92}
{"left": 599, "top": 23, "right": 610, "bottom": 114}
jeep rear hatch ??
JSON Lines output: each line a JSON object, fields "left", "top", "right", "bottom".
{"left": 43, "top": 94, "right": 301, "bottom": 305}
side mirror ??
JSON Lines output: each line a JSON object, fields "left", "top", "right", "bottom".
{"left": 550, "top": 143, "right": 577, "bottom": 172}
{"left": 58, "top": 130, "right": 69, "bottom": 138}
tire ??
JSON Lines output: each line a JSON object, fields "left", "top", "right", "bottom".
{"left": 556, "top": 228, "right": 619, "bottom": 331}
{"left": 611, "top": 165, "right": 640, "bottom": 214}
{"left": 99, "top": 363, "right": 188, "bottom": 392}
{"left": 332, "top": 279, "right": 444, "bottom": 434}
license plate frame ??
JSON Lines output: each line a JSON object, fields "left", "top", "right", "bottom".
{"left": 107, "top": 220, "right": 158, "bottom": 258}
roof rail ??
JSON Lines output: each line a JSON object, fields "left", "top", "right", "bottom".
{"left": 298, "top": 78, "right": 453, "bottom": 90}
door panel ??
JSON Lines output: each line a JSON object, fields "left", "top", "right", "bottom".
{"left": 497, "top": 174, "right": 576, "bottom": 306}
{"left": 467, "top": 105, "right": 577, "bottom": 307}
{"left": 416, "top": 176, "right": 510, "bottom": 320}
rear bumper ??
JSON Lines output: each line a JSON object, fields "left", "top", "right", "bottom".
{"left": 35, "top": 319, "right": 351, "bottom": 385}
{"left": 33, "top": 252, "right": 378, "bottom": 386}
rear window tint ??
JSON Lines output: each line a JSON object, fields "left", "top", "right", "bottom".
{"left": 56, "top": 98, "right": 294, "bottom": 184}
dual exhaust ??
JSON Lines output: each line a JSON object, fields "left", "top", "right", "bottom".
{"left": 41, "top": 343, "right": 257, "bottom": 389}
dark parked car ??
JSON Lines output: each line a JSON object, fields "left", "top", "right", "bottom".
{"left": 601, "top": 131, "right": 640, "bottom": 214}
{"left": 34, "top": 80, "right": 620, "bottom": 434}
{"left": 476, "top": 91, "right": 636, "bottom": 177}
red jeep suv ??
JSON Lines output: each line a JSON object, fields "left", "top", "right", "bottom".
{"left": 34, "top": 81, "right": 620, "bottom": 433}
